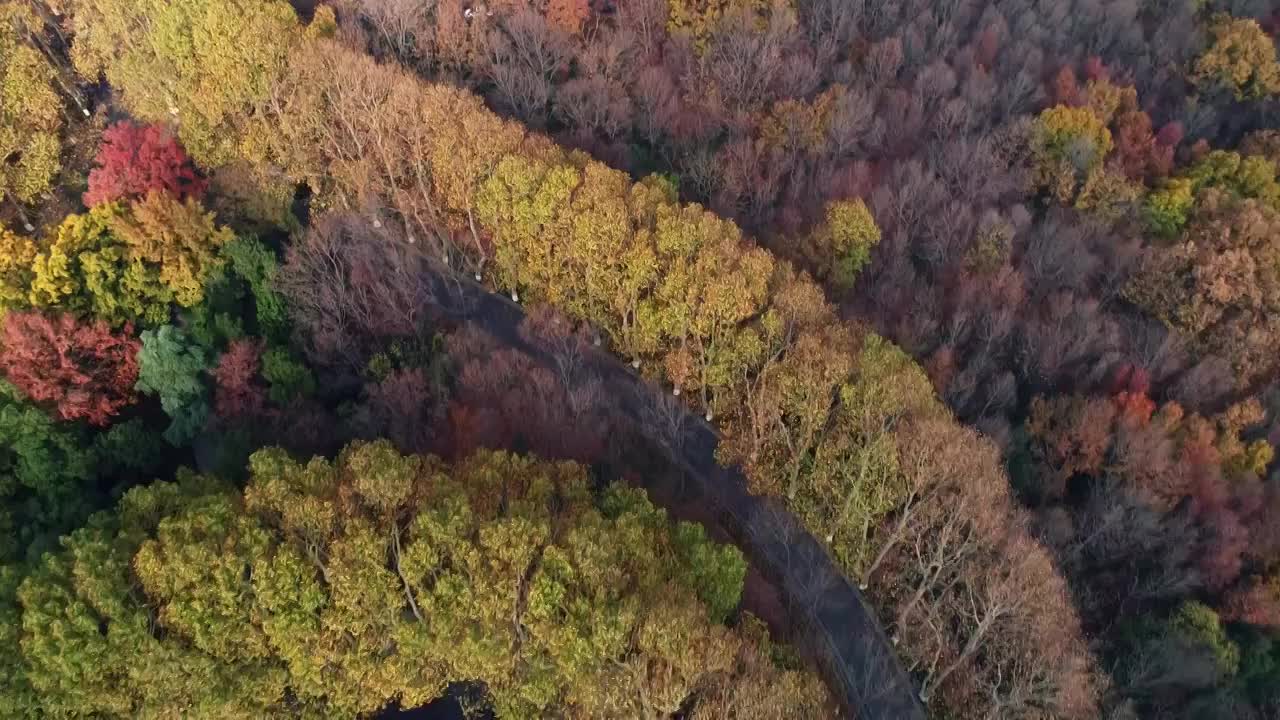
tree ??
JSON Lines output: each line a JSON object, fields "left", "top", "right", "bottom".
{"left": 279, "top": 214, "right": 435, "bottom": 371}
{"left": 26, "top": 196, "right": 233, "bottom": 325}
{"left": 0, "top": 310, "right": 140, "bottom": 425}
{"left": 449, "top": 324, "right": 610, "bottom": 464}
{"left": 1030, "top": 105, "right": 1113, "bottom": 204}
{"left": 0, "top": 225, "right": 36, "bottom": 310}
{"left": 546, "top": 0, "right": 590, "bottom": 35}
{"left": 107, "top": 192, "right": 234, "bottom": 307}
{"left": 0, "top": 3, "right": 62, "bottom": 205}
{"left": 28, "top": 203, "right": 174, "bottom": 325}
{"left": 687, "top": 614, "right": 831, "bottom": 718}
{"left": 802, "top": 198, "right": 882, "bottom": 289}
{"left": 92, "top": 417, "right": 165, "bottom": 481}
{"left": 1126, "top": 190, "right": 1280, "bottom": 388}
{"left": 67, "top": 0, "right": 302, "bottom": 166}
{"left": 874, "top": 415, "right": 1101, "bottom": 718}
{"left": 1118, "top": 601, "right": 1241, "bottom": 706}
{"left": 259, "top": 346, "right": 315, "bottom": 405}
{"left": 484, "top": 8, "right": 571, "bottom": 127}
{"left": 0, "top": 381, "right": 97, "bottom": 563}
{"left": 135, "top": 325, "right": 211, "bottom": 445}
{"left": 1145, "top": 178, "right": 1195, "bottom": 237}
{"left": 1113, "top": 109, "right": 1174, "bottom": 181}
{"left": 220, "top": 236, "right": 288, "bottom": 342}
{"left": 667, "top": 0, "right": 772, "bottom": 52}
{"left": 1192, "top": 15, "right": 1280, "bottom": 101}
{"left": 347, "top": 367, "right": 440, "bottom": 454}
{"left": 7, "top": 441, "right": 829, "bottom": 717}
{"left": 83, "top": 121, "right": 207, "bottom": 207}
{"left": 211, "top": 338, "right": 266, "bottom": 421}
{"left": 13, "top": 473, "right": 276, "bottom": 718}
{"left": 1223, "top": 575, "right": 1280, "bottom": 630}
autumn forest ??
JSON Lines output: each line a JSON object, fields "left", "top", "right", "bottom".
{"left": 0, "top": 0, "right": 1279, "bottom": 718}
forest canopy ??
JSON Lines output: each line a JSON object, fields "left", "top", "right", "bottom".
{"left": 3, "top": 441, "right": 828, "bottom": 717}
{"left": 0, "top": 0, "right": 1278, "bottom": 718}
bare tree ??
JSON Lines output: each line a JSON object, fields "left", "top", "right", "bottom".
{"left": 486, "top": 7, "right": 572, "bottom": 127}
{"left": 279, "top": 214, "right": 437, "bottom": 370}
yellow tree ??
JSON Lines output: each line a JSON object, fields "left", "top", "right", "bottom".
{"left": 0, "top": 224, "right": 36, "bottom": 310}
{"left": 802, "top": 199, "right": 882, "bottom": 290}
{"left": 66, "top": 0, "right": 300, "bottom": 166}
{"left": 477, "top": 151, "right": 581, "bottom": 304}
{"left": 25, "top": 196, "right": 231, "bottom": 325}
{"left": 635, "top": 202, "right": 773, "bottom": 415}
{"left": 28, "top": 203, "right": 174, "bottom": 325}
{"left": 1193, "top": 15, "right": 1280, "bottom": 100}
{"left": 717, "top": 265, "right": 854, "bottom": 497}
{"left": 109, "top": 192, "right": 233, "bottom": 306}
{"left": 1030, "top": 105, "right": 1114, "bottom": 204}
{"left": 0, "top": 3, "right": 62, "bottom": 205}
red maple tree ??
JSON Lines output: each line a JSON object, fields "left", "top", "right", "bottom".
{"left": 83, "top": 121, "right": 207, "bottom": 207}
{"left": 0, "top": 311, "right": 141, "bottom": 425}
{"left": 212, "top": 338, "right": 267, "bottom": 421}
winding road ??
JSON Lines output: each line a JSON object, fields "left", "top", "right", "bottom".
{"left": 420, "top": 269, "right": 927, "bottom": 720}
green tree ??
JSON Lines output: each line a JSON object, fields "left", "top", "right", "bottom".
{"left": 259, "top": 346, "right": 314, "bottom": 404}
{"left": 0, "top": 381, "right": 97, "bottom": 562}
{"left": 1171, "top": 601, "right": 1241, "bottom": 677}
{"left": 221, "top": 236, "right": 288, "bottom": 341}
{"left": 1145, "top": 177, "right": 1196, "bottom": 237}
{"left": 135, "top": 325, "right": 211, "bottom": 445}
{"left": 1183, "top": 150, "right": 1280, "bottom": 209}
{"left": 93, "top": 418, "right": 166, "bottom": 480}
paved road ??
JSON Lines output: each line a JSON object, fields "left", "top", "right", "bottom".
{"left": 422, "top": 271, "right": 927, "bottom": 720}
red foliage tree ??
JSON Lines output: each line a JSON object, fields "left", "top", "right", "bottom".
{"left": 1223, "top": 576, "right": 1280, "bottom": 629}
{"left": 349, "top": 368, "right": 439, "bottom": 454}
{"left": 212, "top": 338, "right": 267, "bottom": 421}
{"left": 447, "top": 324, "right": 609, "bottom": 463}
{"left": 1083, "top": 56, "right": 1110, "bottom": 82}
{"left": 1111, "top": 363, "right": 1155, "bottom": 425}
{"left": 1156, "top": 121, "right": 1185, "bottom": 148}
{"left": 0, "top": 311, "right": 141, "bottom": 425}
{"left": 1114, "top": 110, "right": 1174, "bottom": 180}
{"left": 1050, "top": 66, "right": 1082, "bottom": 106}
{"left": 83, "top": 121, "right": 207, "bottom": 207}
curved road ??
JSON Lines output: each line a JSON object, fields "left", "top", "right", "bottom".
{"left": 422, "top": 270, "right": 927, "bottom": 720}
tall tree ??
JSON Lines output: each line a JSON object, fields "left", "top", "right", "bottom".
{"left": 66, "top": 0, "right": 301, "bottom": 166}
{"left": 1192, "top": 15, "right": 1280, "bottom": 100}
